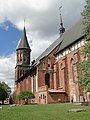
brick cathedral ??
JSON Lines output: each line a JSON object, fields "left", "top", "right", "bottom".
{"left": 12, "top": 19, "right": 90, "bottom": 104}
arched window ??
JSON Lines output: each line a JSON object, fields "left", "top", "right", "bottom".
{"left": 71, "top": 58, "right": 77, "bottom": 82}
{"left": 60, "top": 62, "right": 66, "bottom": 88}
{"left": 45, "top": 73, "right": 50, "bottom": 88}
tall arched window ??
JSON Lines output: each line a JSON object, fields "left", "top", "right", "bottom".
{"left": 45, "top": 73, "right": 50, "bottom": 88}
{"left": 71, "top": 58, "right": 77, "bottom": 82}
{"left": 59, "top": 62, "right": 66, "bottom": 88}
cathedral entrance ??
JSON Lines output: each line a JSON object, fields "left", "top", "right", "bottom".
{"left": 45, "top": 73, "right": 50, "bottom": 88}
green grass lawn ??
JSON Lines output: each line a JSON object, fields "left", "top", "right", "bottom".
{"left": 0, "top": 103, "right": 90, "bottom": 120}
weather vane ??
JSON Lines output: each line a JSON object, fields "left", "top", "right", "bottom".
{"left": 59, "top": 6, "right": 62, "bottom": 23}
{"left": 59, "top": 6, "right": 62, "bottom": 12}
{"left": 58, "top": 6, "right": 65, "bottom": 36}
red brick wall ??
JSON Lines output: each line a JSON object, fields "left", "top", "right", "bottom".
{"left": 13, "top": 38, "right": 86, "bottom": 104}
{"left": 37, "top": 46, "right": 59, "bottom": 89}
{"left": 56, "top": 44, "right": 85, "bottom": 102}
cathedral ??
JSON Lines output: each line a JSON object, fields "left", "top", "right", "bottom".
{"left": 12, "top": 18, "right": 90, "bottom": 104}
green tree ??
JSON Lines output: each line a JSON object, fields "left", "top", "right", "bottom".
{"left": 0, "top": 82, "right": 11, "bottom": 97}
{"left": 0, "top": 82, "right": 11, "bottom": 104}
{"left": 81, "top": 0, "right": 90, "bottom": 41}
{"left": 78, "top": 0, "right": 90, "bottom": 91}
{"left": 0, "top": 88, "right": 8, "bottom": 104}
{"left": 17, "top": 91, "right": 35, "bottom": 104}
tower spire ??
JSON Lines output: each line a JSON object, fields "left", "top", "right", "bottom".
{"left": 23, "top": 19, "right": 26, "bottom": 38}
{"left": 59, "top": 6, "right": 65, "bottom": 36}
{"left": 15, "top": 20, "right": 31, "bottom": 81}
{"left": 16, "top": 20, "right": 31, "bottom": 51}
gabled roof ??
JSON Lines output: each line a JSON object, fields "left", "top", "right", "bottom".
{"left": 16, "top": 27, "right": 30, "bottom": 51}
{"left": 35, "top": 37, "right": 63, "bottom": 65}
{"left": 34, "top": 19, "right": 84, "bottom": 65}
{"left": 16, "top": 19, "right": 85, "bottom": 82}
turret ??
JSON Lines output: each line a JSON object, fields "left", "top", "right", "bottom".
{"left": 15, "top": 26, "right": 31, "bottom": 81}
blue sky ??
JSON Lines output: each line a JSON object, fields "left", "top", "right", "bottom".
{"left": 0, "top": 20, "right": 22, "bottom": 56}
{"left": 0, "top": 0, "right": 85, "bottom": 90}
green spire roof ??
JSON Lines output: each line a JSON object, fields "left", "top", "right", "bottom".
{"left": 16, "top": 27, "right": 30, "bottom": 50}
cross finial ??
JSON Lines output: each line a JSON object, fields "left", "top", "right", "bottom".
{"left": 59, "top": 6, "right": 62, "bottom": 25}
{"left": 59, "top": 6, "right": 65, "bottom": 36}
{"left": 59, "top": 6, "right": 62, "bottom": 12}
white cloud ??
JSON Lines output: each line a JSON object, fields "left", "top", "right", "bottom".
{"left": 0, "top": 54, "right": 16, "bottom": 90}
{"left": 0, "top": 0, "right": 85, "bottom": 90}
{"left": 30, "top": 32, "right": 58, "bottom": 60}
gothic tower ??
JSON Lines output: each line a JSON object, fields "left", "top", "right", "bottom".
{"left": 15, "top": 27, "right": 31, "bottom": 82}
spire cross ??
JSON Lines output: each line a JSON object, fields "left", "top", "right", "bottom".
{"left": 59, "top": 6, "right": 65, "bottom": 36}
{"left": 59, "top": 6, "right": 62, "bottom": 13}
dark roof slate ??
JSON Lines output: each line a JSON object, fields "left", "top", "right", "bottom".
{"left": 16, "top": 27, "right": 30, "bottom": 50}
{"left": 35, "top": 37, "right": 63, "bottom": 65}
{"left": 34, "top": 19, "right": 84, "bottom": 65}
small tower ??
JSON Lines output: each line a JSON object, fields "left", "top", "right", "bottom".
{"left": 15, "top": 26, "right": 31, "bottom": 81}
{"left": 59, "top": 6, "right": 65, "bottom": 36}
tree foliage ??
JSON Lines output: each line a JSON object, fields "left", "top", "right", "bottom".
{"left": 17, "top": 91, "right": 35, "bottom": 104}
{"left": 0, "top": 82, "right": 11, "bottom": 104}
{"left": 0, "top": 82, "right": 11, "bottom": 97}
{"left": 78, "top": 0, "right": 90, "bottom": 91}
{"left": 78, "top": 60, "right": 90, "bottom": 91}
{"left": 0, "top": 88, "right": 7, "bottom": 102}
{"left": 81, "top": 0, "right": 90, "bottom": 41}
